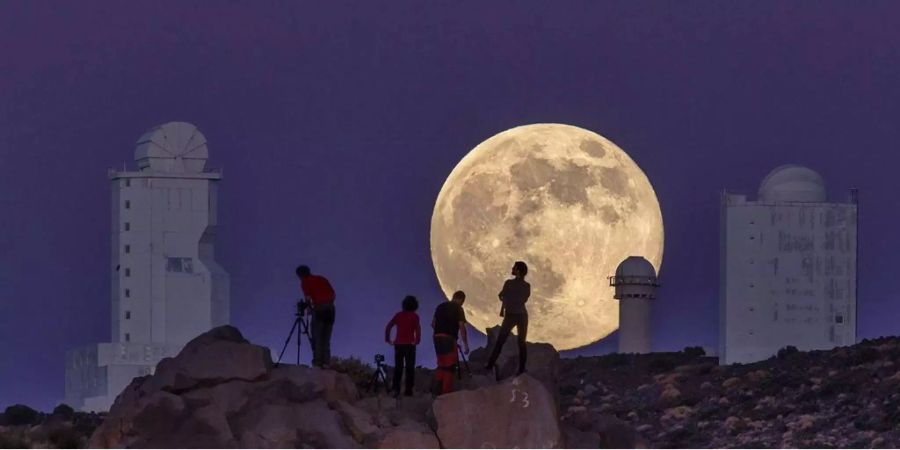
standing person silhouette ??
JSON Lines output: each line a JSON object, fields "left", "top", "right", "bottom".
{"left": 431, "top": 290, "right": 470, "bottom": 395}
{"left": 384, "top": 295, "right": 421, "bottom": 397}
{"left": 485, "top": 261, "right": 531, "bottom": 375}
{"left": 296, "top": 265, "right": 336, "bottom": 368}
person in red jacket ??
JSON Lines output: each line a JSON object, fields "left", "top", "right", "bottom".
{"left": 385, "top": 295, "right": 421, "bottom": 397}
{"left": 297, "top": 265, "right": 336, "bottom": 368}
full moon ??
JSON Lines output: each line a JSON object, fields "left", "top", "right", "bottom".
{"left": 430, "top": 124, "right": 663, "bottom": 350}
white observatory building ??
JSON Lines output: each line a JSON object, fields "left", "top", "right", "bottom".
{"left": 65, "top": 122, "right": 230, "bottom": 411}
{"left": 720, "top": 165, "right": 857, "bottom": 365}
{"left": 610, "top": 256, "right": 659, "bottom": 354}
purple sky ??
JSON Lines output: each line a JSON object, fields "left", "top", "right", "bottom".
{"left": 2, "top": 2, "right": 899, "bottom": 410}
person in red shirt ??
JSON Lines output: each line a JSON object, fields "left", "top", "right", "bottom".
{"left": 297, "top": 265, "right": 336, "bottom": 368}
{"left": 384, "top": 295, "right": 421, "bottom": 397}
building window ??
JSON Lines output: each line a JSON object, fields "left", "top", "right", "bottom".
{"left": 124, "top": 222, "right": 130, "bottom": 231}
{"left": 125, "top": 244, "right": 130, "bottom": 254}
{"left": 836, "top": 315, "right": 844, "bottom": 324}
{"left": 125, "top": 200, "right": 131, "bottom": 209}
{"left": 124, "top": 333, "right": 130, "bottom": 342}
{"left": 125, "top": 311, "right": 131, "bottom": 320}
{"left": 125, "top": 268, "right": 131, "bottom": 277}
{"left": 125, "top": 289, "right": 130, "bottom": 298}
{"left": 125, "top": 179, "right": 131, "bottom": 187}
{"left": 166, "top": 257, "right": 194, "bottom": 273}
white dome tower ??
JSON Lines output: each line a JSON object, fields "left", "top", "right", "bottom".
{"left": 610, "top": 256, "right": 659, "bottom": 354}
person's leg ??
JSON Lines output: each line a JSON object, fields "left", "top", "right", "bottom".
{"left": 310, "top": 312, "right": 322, "bottom": 367}
{"left": 321, "top": 305, "right": 335, "bottom": 367}
{"left": 516, "top": 313, "right": 529, "bottom": 374}
{"left": 392, "top": 345, "right": 404, "bottom": 396}
{"left": 486, "top": 315, "right": 515, "bottom": 369}
{"left": 404, "top": 346, "right": 416, "bottom": 395}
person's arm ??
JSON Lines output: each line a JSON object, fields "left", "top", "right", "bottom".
{"left": 459, "top": 321, "right": 469, "bottom": 354}
{"left": 498, "top": 280, "right": 509, "bottom": 316}
{"left": 384, "top": 316, "right": 395, "bottom": 344}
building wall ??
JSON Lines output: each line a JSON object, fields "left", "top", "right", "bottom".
{"left": 720, "top": 194, "right": 857, "bottom": 364}
{"left": 619, "top": 298, "right": 652, "bottom": 353}
{"left": 111, "top": 173, "right": 229, "bottom": 347}
{"left": 66, "top": 169, "right": 228, "bottom": 411}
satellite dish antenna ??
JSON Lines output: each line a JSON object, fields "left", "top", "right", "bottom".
{"left": 134, "top": 122, "right": 209, "bottom": 173}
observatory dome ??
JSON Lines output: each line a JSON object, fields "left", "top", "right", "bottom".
{"left": 135, "top": 122, "right": 209, "bottom": 173}
{"left": 758, "top": 165, "right": 826, "bottom": 203}
{"left": 615, "top": 256, "right": 657, "bottom": 279}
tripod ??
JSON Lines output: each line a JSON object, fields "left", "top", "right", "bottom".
{"left": 367, "top": 357, "right": 390, "bottom": 394}
{"left": 456, "top": 342, "right": 471, "bottom": 379}
{"left": 275, "top": 301, "right": 313, "bottom": 367}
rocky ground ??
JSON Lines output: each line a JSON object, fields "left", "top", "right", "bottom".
{"left": 3, "top": 329, "right": 900, "bottom": 448}
{"left": 558, "top": 338, "right": 900, "bottom": 448}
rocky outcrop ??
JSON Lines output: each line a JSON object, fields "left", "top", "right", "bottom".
{"left": 88, "top": 325, "right": 567, "bottom": 449}
{"left": 433, "top": 374, "right": 561, "bottom": 449}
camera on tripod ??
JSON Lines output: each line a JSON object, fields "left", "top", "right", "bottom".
{"left": 374, "top": 354, "right": 385, "bottom": 365}
{"left": 296, "top": 300, "right": 311, "bottom": 316}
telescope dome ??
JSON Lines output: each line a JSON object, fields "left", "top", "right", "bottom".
{"left": 615, "top": 256, "right": 657, "bottom": 279}
{"left": 135, "top": 122, "right": 209, "bottom": 173}
{"left": 758, "top": 165, "right": 826, "bottom": 203}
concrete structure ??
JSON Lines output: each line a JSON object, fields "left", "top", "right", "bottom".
{"left": 65, "top": 122, "right": 229, "bottom": 411}
{"left": 720, "top": 165, "right": 857, "bottom": 365}
{"left": 610, "top": 256, "right": 659, "bottom": 353}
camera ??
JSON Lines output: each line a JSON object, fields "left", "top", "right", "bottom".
{"left": 296, "top": 300, "right": 310, "bottom": 316}
{"left": 374, "top": 354, "right": 385, "bottom": 364}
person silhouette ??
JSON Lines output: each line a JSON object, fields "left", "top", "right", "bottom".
{"left": 485, "top": 261, "right": 531, "bottom": 375}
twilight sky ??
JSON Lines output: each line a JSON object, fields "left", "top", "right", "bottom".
{"left": 2, "top": 2, "right": 899, "bottom": 410}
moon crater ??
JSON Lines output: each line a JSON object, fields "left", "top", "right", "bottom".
{"left": 431, "top": 124, "right": 663, "bottom": 350}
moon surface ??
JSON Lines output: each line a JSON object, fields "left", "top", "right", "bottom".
{"left": 430, "top": 124, "right": 664, "bottom": 350}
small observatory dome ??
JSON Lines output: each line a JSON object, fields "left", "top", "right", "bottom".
{"left": 135, "top": 122, "right": 209, "bottom": 173}
{"left": 758, "top": 165, "right": 826, "bottom": 203}
{"left": 610, "top": 256, "right": 659, "bottom": 299}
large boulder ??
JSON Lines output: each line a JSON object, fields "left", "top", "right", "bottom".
{"left": 433, "top": 373, "right": 562, "bottom": 449}
{"left": 141, "top": 326, "right": 273, "bottom": 393}
{"left": 90, "top": 326, "right": 363, "bottom": 448}
{"left": 469, "top": 326, "right": 561, "bottom": 393}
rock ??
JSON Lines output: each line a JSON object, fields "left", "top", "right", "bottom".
{"left": 700, "top": 381, "right": 713, "bottom": 391}
{"left": 90, "top": 326, "right": 362, "bottom": 449}
{"left": 594, "top": 415, "right": 643, "bottom": 449}
{"left": 378, "top": 422, "right": 440, "bottom": 449}
{"left": 722, "top": 377, "right": 741, "bottom": 389}
{"left": 335, "top": 401, "right": 379, "bottom": 445}
{"left": 562, "top": 425, "right": 600, "bottom": 449}
{"left": 747, "top": 369, "right": 769, "bottom": 382}
{"left": 583, "top": 384, "right": 599, "bottom": 397}
{"left": 724, "top": 416, "right": 743, "bottom": 432}
{"left": 234, "top": 400, "right": 359, "bottom": 448}
{"left": 90, "top": 390, "right": 187, "bottom": 448}
{"left": 269, "top": 365, "right": 359, "bottom": 404}
{"left": 792, "top": 414, "right": 816, "bottom": 432}
{"left": 660, "top": 385, "right": 681, "bottom": 403}
{"left": 661, "top": 406, "right": 692, "bottom": 422}
{"left": 472, "top": 326, "right": 561, "bottom": 393}
{"left": 143, "top": 326, "right": 273, "bottom": 393}
{"left": 433, "top": 374, "right": 561, "bottom": 449}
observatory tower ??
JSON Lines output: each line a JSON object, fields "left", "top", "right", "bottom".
{"left": 65, "top": 122, "right": 230, "bottom": 411}
{"left": 720, "top": 165, "right": 857, "bottom": 365}
{"left": 610, "top": 256, "right": 659, "bottom": 354}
